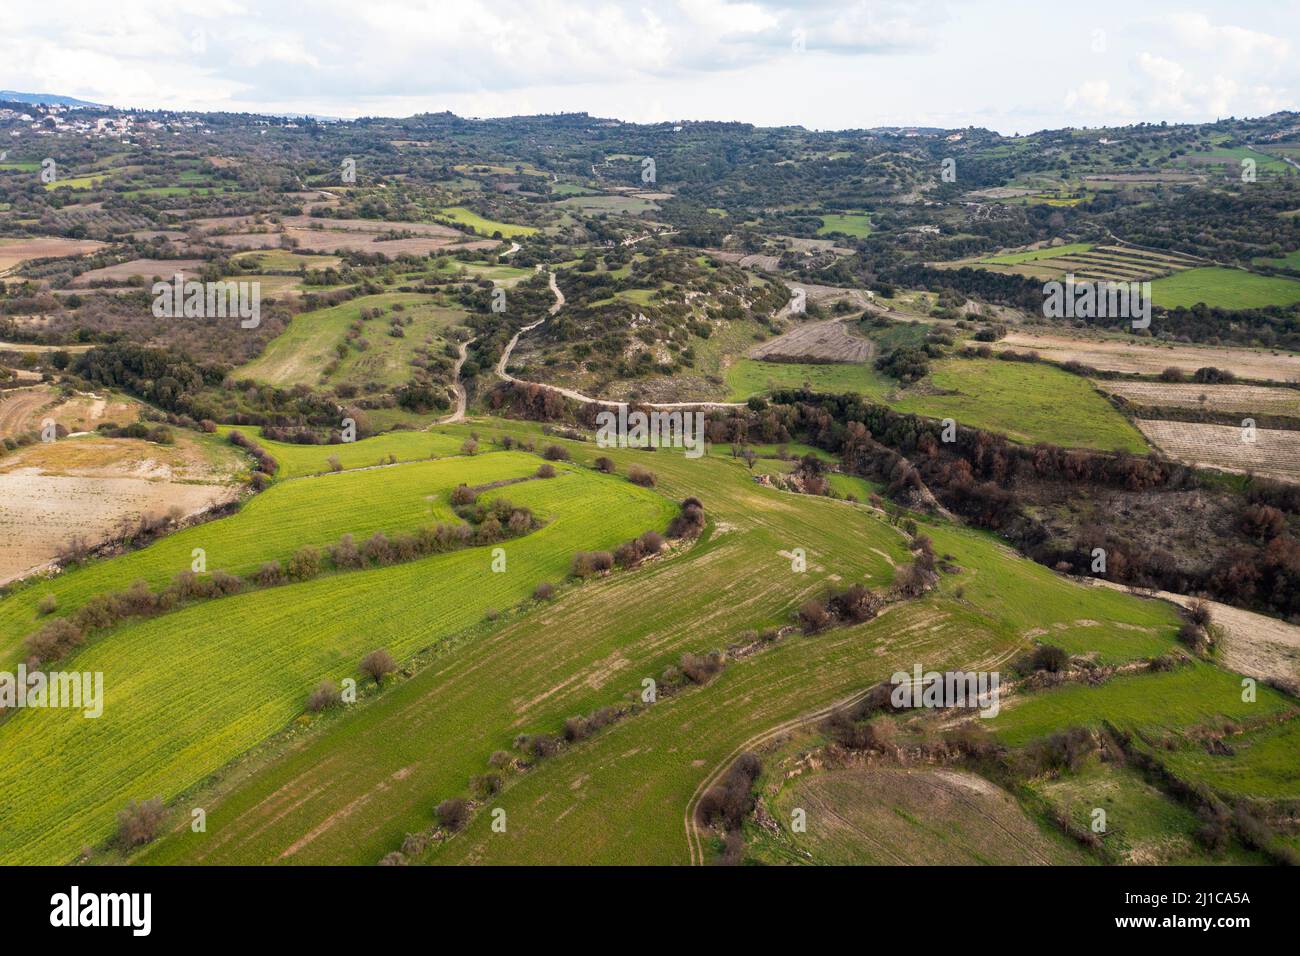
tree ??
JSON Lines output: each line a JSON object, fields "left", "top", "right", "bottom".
{"left": 360, "top": 648, "right": 396, "bottom": 685}
{"left": 115, "top": 798, "right": 166, "bottom": 848}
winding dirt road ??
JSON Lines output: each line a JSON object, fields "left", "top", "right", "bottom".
{"left": 494, "top": 267, "right": 745, "bottom": 410}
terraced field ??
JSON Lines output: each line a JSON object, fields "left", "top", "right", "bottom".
{"left": 962, "top": 243, "right": 1201, "bottom": 283}
{"left": 0, "top": 449, "right": 673, "bottom": 864}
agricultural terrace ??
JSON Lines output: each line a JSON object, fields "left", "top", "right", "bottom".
{"left": 0, "top": 448, "right": 673, "bottom": 864}
{"left": 139, "top": 419, "right": 1182, "bottom": 866}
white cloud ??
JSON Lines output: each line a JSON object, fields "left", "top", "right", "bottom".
{"left": 0, "top": 1, "right": 1294, "bottom": 133}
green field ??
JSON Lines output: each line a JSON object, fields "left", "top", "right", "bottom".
{"left": 0, "top": 451, "right": 674, "bottom": 864}
{"left": 817, "top": 213, "right": 872, "bottom": 238}
{"left": 980, "top": 242, "right": 1094, "bottom": 265}
{"left": 130, "top": 420, "right": 1188, "bottom": 866}
{"left": 235, "top": 292, "right": 454, "bottom": 389}
{"left": 438, "top": 206, "right": 537, "bottom": 238}
{"left": 1149, "top": 267, "right": 1300, "bottom": 310}
{"left": 0, "top": 451, "right": 533, "bottom": 667}
{"left": 1162, "top": 717, "right": 1300, "bottom": 799}
{"left": 1253, "top": 249, "right": 1300, "bottom": 270}
{"left": 989, "top": 664, "right": 1295, "bottom": 747}
{"left": 216, "top": 425, "right": 465, "bottom": 479}
{"left": 727, "top": 357, "right": 1148, "bottom": 452}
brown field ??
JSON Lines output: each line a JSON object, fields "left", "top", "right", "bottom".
{"left": 283, "top": 227, "right": 496, "bottom": 256}
{"left": 206, "top": 232, "right": 283, "bottom": 250}
{"left": 0, "top": 435, "right": 243, "bottom": 584}
{"left": 1, "top": 385, "right": 138, "bottom": 439}
{"left": 749, "top": 318, "right": 873, "bottom": 362}
{"left": 280, "top": 216, "right": 462, "bottom": 237}
{"left": 1098, "top": 380, "right": 1300, "bottom": 416}
{"left": 69, "top": 258, "right": 206, "bottom": 286}
{"left": 767, "top": 767, "right": 1085, "bottom": 865}
{"left": 0, "top": 237, "right": 106, "bottom": 273}
{"left": 1137, "top": 419, "right": 1300, "bottom": 481}
{"left": 1000, "top": 331, "right": 1300, "bottom": 383}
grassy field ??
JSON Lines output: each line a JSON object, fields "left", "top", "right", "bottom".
{"left": 981, "top": 242, "right": 1094, "bottom": 265}
{"left": 140, "top": 436, "right": 1180, "bottom": 867}
{"left": 0, "top": 451, "right": 674, "bottom": 864}
{"left": 989, "top": 663, "right": 1296, "bottom": 747}
{"left": 1149, "top": 267, "right": 1300, "bottom": 310}
{"left": 215, "top": 425, "right": 466, "bottom": 479}
{"left": 138, "top": 419, "right": 916, "bottom": 864}
{"left": 727, "top": 357, "right": 1148, "bottom": 452}
{"left": 0, "top": 452, "right": 536, "bottom": 666}
{"left": 438, "top": 207, "right": 537, "bottom": 238}
{"left": 817, "top": 213, "right": 872, "bottom": 238}
{"left": 235, "top": 292, "right": 439, "bottom": 388}
{"left": 1161, "top": 717, "right": 1300, "bottom": 800}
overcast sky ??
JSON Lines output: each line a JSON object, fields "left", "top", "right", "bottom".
{"left": 1, "top": 1, "right": 1295, "bottom": 133}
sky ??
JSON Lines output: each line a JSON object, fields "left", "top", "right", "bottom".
{"left": 1, "top": 0, "right": 1296, "bottom": 134}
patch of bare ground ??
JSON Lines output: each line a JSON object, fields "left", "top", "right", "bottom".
{"left": 0, "top": 435, "right": 242, "bottom": 584}
{"left": 68, "top": 258, "right": 206, "bottom": 286}
{"left": 0, "top": 386, "right": 138, "bottom": 439}
{"left": 1136, "top": 419, "right": 1300, "bottom": 481}
{"left": 1000, "top": 331, "right": 1300, "bottom": 383}
{"left": 774, "top": 767, "right": 1083, "bottom": 864}
{"left": 748, "top": 318, "right": 873, "bottom": 363}
{"left": 0, "top": 237, "right": 107, "bottom": 273}
{"left": 1099, "top": 380, "right": 1300, "bottom": 416}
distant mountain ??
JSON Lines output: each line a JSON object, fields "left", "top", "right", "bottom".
{"left": 0, "top": 90, "right": 105, "bottom": 108}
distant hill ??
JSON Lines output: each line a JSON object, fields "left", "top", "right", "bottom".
{"left": 0, "top": 90, "right": 104, "bottom": 108}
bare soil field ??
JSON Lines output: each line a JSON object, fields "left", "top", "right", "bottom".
{"left": 1001, "top": 331, "right": 1300, "bottom": 383}
{"left": 0, "top": 386, "right": 57, "bottom": 438}
{"left": 0, "top": 435, "right": 242, "bottom": 585}
{"left": 280, "top": 216, "right": 462, "bottom": 237}
{"left": 283, "top": 227, "right": 496, "bottom": 256}
{"left": 0, "top": 237, "right": 106, "bottom": 273}
{"left": 749, "top": 318, "right": 873, "bottom": 363}
{"left": 69, "top": 258, "right": 206, "bottom": 286}
{"left": 1098, "top": 380, "right": 1300, "bottom": 416}
{"left": 1137, "top": 419, "right": 1300, "bottom": 481}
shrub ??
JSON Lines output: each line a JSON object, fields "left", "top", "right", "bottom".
{"left": 115, "top": 798, "right": 166, "bottom": 848}
{"left": 253, "top": 561, "right": 284, "bottom": 587}
{"left": 797, "top": 599, "right": 831, "bottom": 634}
{"left": 542, "top": 444, "right": 570, "bottom": 461}
{"left": 436, "top": 797, "right": 470, "bottom": 832}
{"left": 327, "top": 455, "right": 342, "bottom": 472}
{"left": 37, "top": 594, "right": 57, "bottom": 616}
{"left": 450, "top": 484, "right": 477, "bottom": 506}
{"left": 360, "top": 648, "right": 397, "bottom": 685}
{"left": 307, "top": 680, "right": 340, "bottom": 712}
{"left": 536, "top": 463, "right": 556, "bottom": 478}
{"left": 287, "top": 545, "right": 322, "bottom": 580}
{"left": 639, "top": 531, "right": 665, "bottom": 554}
{"left": 533, "top": 581, "right": 555, "bottom": 600}
{"left": 628, "top": 465, "right": 656, "bottom": 487}
{"left": 680, "top": 651, "right": 724, "bottom": 684}
{"left": 594, "top": 456, "right": 615, "bottom": 473}
{"left": 461, "top": 438, "right": 479, "bottom": 456}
